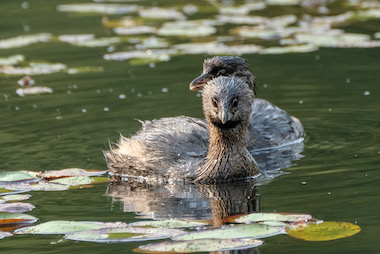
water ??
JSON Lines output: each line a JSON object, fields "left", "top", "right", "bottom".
{"left": 1, "top": 0, "right": 379, "bottom": 253}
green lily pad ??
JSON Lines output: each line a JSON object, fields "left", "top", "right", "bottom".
{"left": 0, "top": 202, "right": 35, "bottom": 213}
{"left": 1, "top": 194, "right": 32, "bottom": 202}
{"left": 130, "top": 219, "right": 210, "bottom": 229}
{"left": 0, "top": 182, "right": 69, "bottom": 191}
{"left": 0, "top": 171, "right": 39, "bottom": 182}
{"left": 50, "top": 176, "right": 94, "bottom": 186}
{"left": 230, "top": 213, "right": 313, "bottom": 224}
{"left": 135, "top": 238, "right": 263, "bottom": 253}
{"left": 173, "top": 223, "right": 285, "bottom": 241}
{"left": 65, "top": 226, "right": 186, "bottom": 243}
{"left": 0, "top": 213, "right": 38, "bottom": 225}
{"left": 41, "top": 168, "right": 107, "bottom": 179}
{"left": 286, "top": 221, "right": 361, "bottom": 241}
{"left": 14, "top": 221, "right": 127, "bottom": 235}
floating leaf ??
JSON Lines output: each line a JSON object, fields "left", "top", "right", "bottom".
{"left": 0, "top": 55, "right": 25, "bottom": 66}
{"left": 173, "top": 224, "right": 285, "bottom": 241}
{"left": 286, "top": 221, "right": 361, "bottom": 241}
{"left": 130, "top": 219, "right": 210, "bottom": 229}
{"left": 65, "top": 226, "right": 185, "bottom": 243}
{"left": 57, "top": 4, "right": 138, "bottom": 15}
{"left": 135, "top": 238, "right": 263, "bottom": 253}
{"left": 0, "top": 188, "right": 28, "bottom": 196}
{"left": 230, "top": 213, "right": 313, "bottom": 224}
{"left": 158, "top": 21, "right": 217, "bottom": 37}
{"left": 139, "top": 7, "right": 186, "bottom": 20}
{"left": 0, "top": 213, "right": 38, "bottom": 225}
{"left": 0, "top": 232, "right": 12, "bottom": 239}
{"left": 0, "top": 194, "right": 31, "bottom": 202}
{"left": 0, "top": 203, "right": 35, "bottom": 213}
{"left": 0, "top": 182, "right": 69, "bottom": 192}
{"left": 219, "top": 2, "right": 266, "bottom": 15}
{"left": 16, "top": 86, "right": 53, "bottom": 97}
{"left": 0, "top": 171, "right": 39, "bottom": 183}
{"left": 0, "top": 63, "right": 66, "bottom": 75}
{"left": 113, "top": 26, "right": 157, "bottom": 35}
{"left": 50, "top": 176, "right": 94, "bottom": 186}
{"left": 0, "top": 33, "right": 51, "bottom": 49}
{"left": 41, "top": 168, "right": 107, "bottom": 179}
{"left": 15, "top": 220, "right": 126, "bottom": 235}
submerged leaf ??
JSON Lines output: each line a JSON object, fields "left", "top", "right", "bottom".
{"left": 130, "top": 219, "right": 210, "bottom": 229}
{"left": 65, "top": 226, "right": 185, "bottom": 243}
{"left": 0, "top": 213, "right": 38, "bottom": 225}
{"left": 15, "top": 220, "right": 126, "bottom": 235}
{"left": 135, "top": 238, "right": 263, "bottom": 253}
{"left": 173, "top": 224, "right": 285, "bottom": 241}
{"left": 286, "top": 221, "right": 361, "bottom": 241}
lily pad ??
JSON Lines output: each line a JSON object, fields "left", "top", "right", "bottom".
{"left": 0, "top": 232, "right": 12, "bottom": 239}
{"left": 138, "top": 7, "right": 186, "bottom": 20}
{"left": 0, "top": 194, "right": 31, "bottom": 202}
{"left": 16, "top": 86, "right": 53, "bottom": 97}
{"left": 15, "top": 220, "right": 126, "bottom": 235}
{"left": 0, "top": 182, "right": 69, "bottom": 192}
{"left": 57, "top": 4, "right": 138, "bottom": 15}
{"left": 135, "top": 238, "right": 263, "bottom": 253}
{"left": 0, "top": 203, "right": 35, "bottom": 213}
{"left": 173, "top": 223, "right": 285, "bottom": 241}
{"left": 41, "top": 168, "right": 107, "bottom": 179}
{"left": 286, "top": 221, "right": 361, "bottom": 241}
{"left": 50, "top": 176, "right": 94, "bottom": 186}
{"left": 0, "top": 55, "right": 25, "bottom": 66}
{"left": 65, "top": 226, "right": 185, "bottom": 243}
{"left": 0, "top": 171, "right": 39, "bottom": 183}
{"left": 230, "top": 213, "right": 313, "bottom": 224}
{"left": 0, "top": 213, "right": 38, "bottom": 225}
{"left": 130, "top": 219, "right": 210, "bottom": 229}
{"left": 0, "top": 33, "right": 51, "bottom": 49}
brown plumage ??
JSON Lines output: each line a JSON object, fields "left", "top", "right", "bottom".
{"left": 105, "top": 76, "right": 260, "bottom": 183}
{"left": 190, "top": 56, "right": 305, "bottom": 149}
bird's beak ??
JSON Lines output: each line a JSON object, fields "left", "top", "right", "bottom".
{"left": 220, "top": 106, "right": 230, "bottom": 124}
{"left": 189, "top": 73, "right": 212, "bottom": 91}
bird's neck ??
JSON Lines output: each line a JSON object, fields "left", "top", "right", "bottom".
{"left": 195, "top": 121, "right": 260, "bottom": 183}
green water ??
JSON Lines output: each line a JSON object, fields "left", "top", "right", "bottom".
{"left": 1, "top": 0, "right": 379, "bottom": 253}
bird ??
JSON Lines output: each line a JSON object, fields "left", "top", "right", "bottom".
{"left": 190, "top": 56, "right": 305, "bottom": 149}
{"left": 105, "top": 76, "right": 260, "bottom": 184}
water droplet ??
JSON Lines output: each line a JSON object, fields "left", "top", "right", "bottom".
{"left": 346, "top": 78, "right": 350, "bottom": 83}
{"left": 96, "top": 89, "right": 101, "bottom": 94}
{"left": 56, "top": 116, "right": 62, "bottom": 120}
{"left": 81, "top": 108, "right": 87, "bottom": 113}
{"left": 103, "top": 107, "right": 109, "bottom": 112}
{"left": 301, "top": 182, "right": 306, "bottom": 185}
{"left": 299, "top": 100, "right": 303, "bottom": 104}
{"left": 364, "top": 91, "right": 370, "bottom": 96}
{"left": 15, "top": 106, "right": 20, "bottom": 111}
{"left": 328, "top": 108, "right": 332, "bottom": 111}
{"left": 263, "top": 83, "right": 268, "bottom": 88}
{"left": 67, "top": 90, "right": 71, "bottom": 95}
{"left": 119, "top": 94, "right": 126, "bottom": 99}
{"left": 161, "top": 88, "right": 168, "bottom": 93}
{"left": 149, "top": 62, "right": 156, "bottom": 68}
{"left": 327, "top": 192, "right": 331, "bottom": 195}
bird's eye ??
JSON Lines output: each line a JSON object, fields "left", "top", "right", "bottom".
{"left": 231, "top": 97, "right": 239, "bottom": 108}
{"left": 212, "top": 97, "right": 218, "bottom": 108}
{"left": 217, "top": 69, "right": 226, "bottom": 76}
